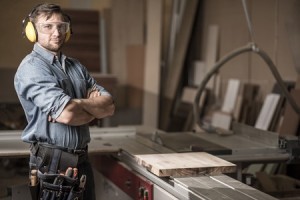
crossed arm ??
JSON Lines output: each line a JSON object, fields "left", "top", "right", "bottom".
{"left": 50, "top": 89, "right": 115, "bottom": 126}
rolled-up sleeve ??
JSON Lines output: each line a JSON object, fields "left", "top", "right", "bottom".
{"left": 15, "top": 59, "right": 71, "bottom": 119}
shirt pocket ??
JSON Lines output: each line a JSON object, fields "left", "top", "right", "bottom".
{"left": 58, "top": 78, "right": 75, "bottom": 97}
{"left": 58, "top": 78, "right": 87, "bottom": 98}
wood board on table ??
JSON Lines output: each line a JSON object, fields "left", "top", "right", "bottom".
{"left": 135, "top": 152, "right": 236, "bottom": 177}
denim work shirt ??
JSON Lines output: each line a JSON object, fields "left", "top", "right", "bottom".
{"left": 14, "top": 43, "right": 111, "bottom": 150}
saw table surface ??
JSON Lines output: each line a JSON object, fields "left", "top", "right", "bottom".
{"left": 0, "top": 126, "right": 282, "bottom": 199}
{"left": 174, "top": 175, "right": 277, "bottom": 200}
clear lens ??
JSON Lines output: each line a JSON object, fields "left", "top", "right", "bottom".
{"left": 36, "top": 22, "right": 70, "bottom": 34}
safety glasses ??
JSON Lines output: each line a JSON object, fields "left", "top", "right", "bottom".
{"left": 36, "top": 22, "right": 70, "bottom": 34}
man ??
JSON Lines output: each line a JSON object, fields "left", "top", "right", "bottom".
{"left": 14, "top": 3, "right": 115, "bottom": 199}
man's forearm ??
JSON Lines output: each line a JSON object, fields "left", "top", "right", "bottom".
{"left": 78, "top": 95, "right": 115, "bottom": 119}
{"left": 55, "top": 100, "right": 95, "bottom": 126}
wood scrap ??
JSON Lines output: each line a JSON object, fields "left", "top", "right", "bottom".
{"left": 135, "top": 152, "right": 236, "bottom": 177}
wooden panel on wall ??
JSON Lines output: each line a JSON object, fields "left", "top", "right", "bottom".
{"left": 126, "top": 45, "right": 145, "bottom": 108}
{"left": 110, "top": 0, "right": 144, "bottom": 85}
{"left": 63, "top": 9, "right": 101, "bottom": 72}
{"left": 143, "top": 0, "right": 163, "bottom": 128}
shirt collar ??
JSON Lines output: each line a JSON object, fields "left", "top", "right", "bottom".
{"left": 33, "top": 43, "right": 64, "bottom": 65}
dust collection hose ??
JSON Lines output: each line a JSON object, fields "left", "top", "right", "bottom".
{"left": 193, "top": 43, "right": 300, "bottom": 129}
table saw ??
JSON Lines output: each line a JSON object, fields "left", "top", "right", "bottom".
{"left": 0, "top": 124, "right": 288, "bottom": 200}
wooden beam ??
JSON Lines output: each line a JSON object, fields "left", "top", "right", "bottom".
{"left": 160, "top": 0, "right": 198, "bottom": 130}
{"left": 143, "top": 0, "right": 163, "bottom": 127}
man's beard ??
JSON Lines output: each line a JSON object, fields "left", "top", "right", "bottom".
{"left": 45, "top": 41, "right": 64, "bottom": 53}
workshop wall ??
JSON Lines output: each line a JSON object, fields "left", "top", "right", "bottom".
{"left": 199, "top": 0, "right": 299, "bottom": 97}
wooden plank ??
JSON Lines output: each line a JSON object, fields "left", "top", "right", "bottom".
{"left": 142, "top": 0, "right": 162, "bottom": 127}
{"left": 279, "top": 89, "right": 300, "bottom": 136}
{"left": 211, "top": 111, "right": 232, "bottom": 130}
{"left": 135, "top": 152, "right": 236, "bottom": 177}
{"left": 221, "top": 79, "right": 240, "bottom": 114}
{"left": 160, "top": 0, "right": 198, "bottom": 130}
{"left": 127, "top": 45, "right": 145, "bottom": 108}
{"left": 192, "top": 60, "right": 206, "bottom": 86}
{"left": 205, "top": 25, "right": 219, "bottom": 90}
{"left": 255, "top": 94, "right": 281, "bottom": 130}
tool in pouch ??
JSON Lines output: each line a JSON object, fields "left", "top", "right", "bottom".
{"left": 29, "top": 144, "right": 87, "bottom": 200}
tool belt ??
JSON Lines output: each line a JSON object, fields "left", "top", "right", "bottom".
{"left": 29, "top": 143, "right": 87, "bottom": 200}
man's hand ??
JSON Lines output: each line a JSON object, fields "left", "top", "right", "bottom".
{"left": 88, "top": 89, "right": 101, "bottom": 98}
{"left": 87, "top": 85, "right": 101, "bottom": 98}
{"left": 48, "top": 115, "right": 56, "bottom": 123}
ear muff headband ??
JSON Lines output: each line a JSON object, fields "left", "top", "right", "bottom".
{"left": 22, "top": 5, "right": 72, "bottom": 43}
{"left": 22, "top": 5, "right": 39, "bottom": 43}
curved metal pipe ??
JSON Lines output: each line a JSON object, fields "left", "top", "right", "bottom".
{"left": 193, "top": 43, "right": 300, "bottom": 129}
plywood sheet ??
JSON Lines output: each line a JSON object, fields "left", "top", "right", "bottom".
{"left": 135, "top": 152, "right": 236, "bottom": 177}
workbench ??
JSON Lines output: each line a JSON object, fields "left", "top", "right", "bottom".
{"left": 0, "top": 125, "right": 283, "bottom": 200}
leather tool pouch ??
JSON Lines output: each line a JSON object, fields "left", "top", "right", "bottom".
{"left": 38, "top": 171, "right": 83, "bottom": 200}
{"left": 29, "top": 144, "right": 85, "bottom": 200}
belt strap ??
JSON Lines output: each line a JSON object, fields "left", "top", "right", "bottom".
{"left": 49, "top": 149, "right": 62, "bottom": 174}
{"left": 39, "top": 143, "right": 87, "bottom": 154}
{"left": 34, "top": 144, "right": 82, "bottom": 173}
